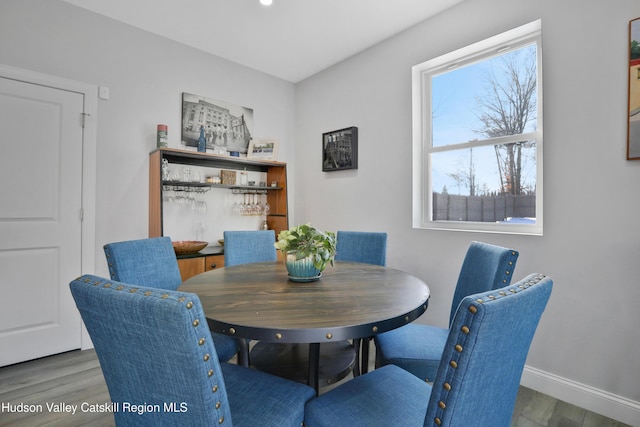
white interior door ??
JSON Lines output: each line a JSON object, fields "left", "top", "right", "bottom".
{"left": 0, "top": 76, "right": 84, "bottom": 366}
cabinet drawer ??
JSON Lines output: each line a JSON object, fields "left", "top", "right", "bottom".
{"left": 177, "top": 255, "right": 225, "bottom": 282}
{"left": 205, "top": 255, "right": 224, "bottom": 271}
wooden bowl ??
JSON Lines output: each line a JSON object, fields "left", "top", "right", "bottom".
{"left": 172, "top": 240, "right": 208, "bottom": 255}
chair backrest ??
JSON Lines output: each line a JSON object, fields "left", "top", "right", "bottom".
{"left": 425, "top": 273, "right": 553, "bottom": 427}
{"left": 70, "top": 275, "right": 232, "bottom": 426}
{"left": 335, "top": 231, "right": 387, "bottom": 266}
{"left": 449, "top": 241, "right": 519, "bottom": 325}
{"left": 103, "top": 236, "right": 182, "bottom": 290}
{"left": 223, "top": 230, "right": 277, "bottom": 267}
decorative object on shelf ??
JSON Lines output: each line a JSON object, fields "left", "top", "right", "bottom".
{"left": 161, "top": 158, "right": 170, "bottom": 180}
{"left": 627, "top": 17, "right": 640, "bottom": 159}
{"left": 322, "top": 126, "right": 358, "bottom": 172}
{"left": 197, "top": 125, "right": 206, "bottom": 152}
{"left": 221, "top": 169, "right": 236, "bottom": 185}
{"left": 157, "top": 124, "right": 168, "bottom": 148}
{"left": 275, "top": 224, "right": 336, "bottom": 282}
{"left": 181, "top": 92, "right": 254, "bottom": 155}
{"left": 240, "top": 168, "right": 248, "bottom": 186}
{"left": 248, "top": 138, "right": 279, "bottom": 160}
{"left": 172, "top": 240, "right": 208, "bottom": 254}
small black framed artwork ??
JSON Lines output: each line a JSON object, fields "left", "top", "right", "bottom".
{"left": 322, "top": 127, "right": 358, "bottom": 171}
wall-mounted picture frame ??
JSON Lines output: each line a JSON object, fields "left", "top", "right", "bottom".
{"left": 247, "top": 139, "right": 279, "bottom": 160}
{"left": 627, "top": 17, "right": 640, "bottom": 159}
{"left": 322, "top": 126, "right": 358, "bottom": 171}
{"left": 181, "top": 92, "right": 253, "bottom": 155}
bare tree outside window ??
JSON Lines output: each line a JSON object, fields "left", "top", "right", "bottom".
{"left": 475, "top": 46, "right": 537, "bottom": 196}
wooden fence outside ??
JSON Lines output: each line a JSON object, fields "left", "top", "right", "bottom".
{"left": 433, "top": 192, "right": 535, "bottom": 222}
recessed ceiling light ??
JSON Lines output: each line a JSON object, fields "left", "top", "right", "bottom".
{"left": 259, "top": 0, "right": 273, "bottom": 6}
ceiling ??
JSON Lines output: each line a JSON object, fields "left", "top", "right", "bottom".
{"left": 62, "top": 0, "right": 463, "bottom": 83}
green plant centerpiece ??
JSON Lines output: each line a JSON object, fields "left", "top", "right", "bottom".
{"left": 275, "top": 224, "right": 337, "bottom": 282}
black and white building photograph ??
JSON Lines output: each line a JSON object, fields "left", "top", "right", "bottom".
{"left": 181, "top": 92, "right": 253, "bottom": 153}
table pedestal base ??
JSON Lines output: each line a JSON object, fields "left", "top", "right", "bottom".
{"left": 250, "top": 341, "right": 356, "bottom": 388}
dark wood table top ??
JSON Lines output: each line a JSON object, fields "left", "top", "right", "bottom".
{"left": 179, "top": 261, "right": 430, "bottom": 344}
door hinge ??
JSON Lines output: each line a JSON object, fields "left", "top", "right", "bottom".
{"left": 81, "top": 112, "right": 90, "bottom": 129}
{"left": 79, "top": 208, "right": 84, "bottom": 222}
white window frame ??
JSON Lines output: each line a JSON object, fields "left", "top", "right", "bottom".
{"left": 412, "top": 20, "right": 543, "bottom": 235}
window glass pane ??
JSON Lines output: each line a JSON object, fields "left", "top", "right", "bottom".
{"left": 431, "top": 141, "right": 536, "bottom": 222}
{"left": 431, "top": 43, "right": 537, "bottom": 148}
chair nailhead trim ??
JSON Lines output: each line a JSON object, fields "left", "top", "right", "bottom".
{"left": 218, "top": 416, "right": 224, "bottom": 424}
{"left": 204, "top": 354, "right": 210, "bottom": 361}
{"left": 193, "top": 319, "right": 199, "bottom": 327}
{"left": 430, "top": 273, "right": 547, "bottom": 427}
{"left": 186, "top": 301, "right": 193, "bottom": 309}
{"left": 198, "top": 338, "right": 206, "bottom": 345}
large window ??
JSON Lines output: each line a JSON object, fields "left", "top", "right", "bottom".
{"left": 412, "top": 20, "right": 543, "bottom": 235}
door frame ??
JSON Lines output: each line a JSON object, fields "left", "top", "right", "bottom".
{"left": 0, "top": 64, "right": 97, "bottom": 349}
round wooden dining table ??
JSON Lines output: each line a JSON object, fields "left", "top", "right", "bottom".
{"left": 179, "top": 261, "right": 430, "bottom": 392}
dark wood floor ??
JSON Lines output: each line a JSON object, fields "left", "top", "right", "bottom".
{"left": 0, "top": 349, "right": 630, "bottom": 427}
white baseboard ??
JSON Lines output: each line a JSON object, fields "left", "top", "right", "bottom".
{"left": 521, "top": 365, "right": 640, "bottom": 426}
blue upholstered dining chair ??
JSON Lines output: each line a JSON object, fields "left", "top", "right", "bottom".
{"left": 223, "top": 230, "right": 277, "bottom": 267}
{"left": 374, "top": 241, "right": 518, "bottom": 382}
{"left": 304, "top": 273, "right": 553, "bottom": 427}
{"left": 103, "top": 236, "right": 240, "bottom": 363}
{"left": 335, "top": 230, "right": 388, "bottom": 375}
{"left": 335, "top": 230, "right": 387, "bottom": 266}
{"left": 70, "top": 275, "right": 315, "bottom": 427}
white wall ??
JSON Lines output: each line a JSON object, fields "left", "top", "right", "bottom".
{"left": 0, "top": 0, "right": 296, "bottom": 279}
{"left": 294, "top": 0, "right": 640, "bottom": 423}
